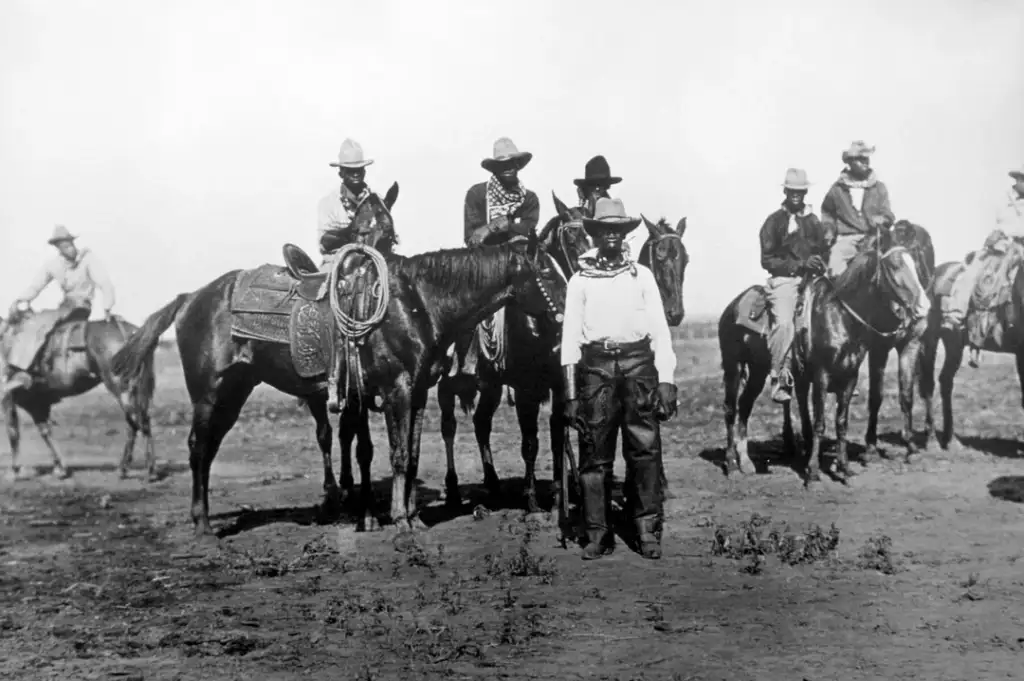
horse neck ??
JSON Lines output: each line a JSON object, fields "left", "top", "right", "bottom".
{"left": 828, "top": 258, "right": 896, "bottom": 335}
{"left": 398, "top": 248, "right": 521, "bottom": 339}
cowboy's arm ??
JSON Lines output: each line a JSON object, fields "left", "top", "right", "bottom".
{"left": 504, "top": 191, "right": 540, "bottom": 236}
{"left": 16, "top": 261, "right": 55, "bottom": 304}
{"left": 807, "top": 214, "right": 835, "bottom": 255}
{"left": 759, "top": 216, "right": 799, "bottom": 277}
{"left": 85, "top": 253, "right": 116, "bottom": 312}
{"left": 819, "top": 188, "right": 840, "bottom": 235}
{"left": 559, "top": 276, "right": 585, "bottom": 398}
{"left": 642, "top": 269, "right": 678, "bottom": 384}
{"left": 871, "top": 183, "right": 895, "bottom": 230}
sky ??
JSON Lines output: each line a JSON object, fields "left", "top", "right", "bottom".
{"left": 1, "top": 0, "right": 1022, "bottom": 322}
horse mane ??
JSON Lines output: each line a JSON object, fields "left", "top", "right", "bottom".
{"left": 391, "top": 244, "right": 520, "bottom": 291}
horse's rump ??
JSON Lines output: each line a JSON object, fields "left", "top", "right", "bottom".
{"left": 731, "top": 286, "right": 769, "bottom": 335}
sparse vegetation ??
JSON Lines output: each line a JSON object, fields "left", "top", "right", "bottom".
{"left": 711, "top": 513, "right": 840, "bottom": 572}
{"left": 857, "top": 534, "right": 900, "bottom": 575}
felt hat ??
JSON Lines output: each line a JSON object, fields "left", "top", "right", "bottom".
{"left": 841, "top": 140, "right": 876, "bottom": 162}
{"left": 47, "top": 224, "right": 77, "bottom": 245}
{"left": 481, "top": 137, "right": 533, "bottom": 173}
{"left": 782, "top": 168, "right": 812, "bottom": 190}
{"left": 574, "top": 155, "right": 622, "bottom": 188}
{"left": 1008, "top": 165, "right": 1024, "bottom": 180}
{"left": 581, "top": 197, "right": 641, "bottom": 236}
{"left": 329, "top": 138, "right": 374, "bottom": 168}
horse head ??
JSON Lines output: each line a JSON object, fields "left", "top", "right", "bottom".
{"left": 349, "top": 182, "right": 400, "bottom": 254}
{"left": 538, "top": 191, "right": 592, "bottom": 279}
{"left": 891, "top": 219, "right": 936, "bottom": 288}
{"left": 510, "top": 229, "right": 567, "bottom": 325}
{"left": 838, "top": 229, "right": 931, "bottom": 326}
{"left": 640, "top": 214, "right": 689, "bottom": 327}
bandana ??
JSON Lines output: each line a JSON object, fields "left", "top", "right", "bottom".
{"left": 577, "top": 247, "right": 637, "bottom": 279}
{"left": 486, "top": 176, "right": 527, "bottom": 222}
{"left": 340, "top": 184, "right": 370, "bottom": 219}
{"left": 837, "top": 169, "right": 878, "bottom": 190}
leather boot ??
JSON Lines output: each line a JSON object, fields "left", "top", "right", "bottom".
{"left": 580, "top": 470, "right": 613, "bottom": 560}
{"left": 636, "top": 518, "right": 662, "bottom": 560}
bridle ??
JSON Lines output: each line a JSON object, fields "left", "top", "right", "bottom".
{"left": 836, "top": 244, "right": 922, "bottom": 338}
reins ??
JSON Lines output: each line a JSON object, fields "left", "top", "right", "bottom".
{"left": 834, "top": 244, "right": 915, "bottom": 339}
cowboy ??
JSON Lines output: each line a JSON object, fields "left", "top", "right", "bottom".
{"left": 821, "top": 140, "right": 895, "bottom": 276}
{"left": 317, "top": 138, "right": 377, "bottom": 271}
{"left": 1, "top": 225, "right": 115, "bottom": 396}
{"left": 760, "top": 169, "right": 832, "bottom": 403}
{"left": 561, "top": 197, "right": 678, "bottom": 561}
{"left": 452, "top": 138, "right": 540, "bottom": 378}
{"left": 942, "top": 164, "right": 1024, "bottom": 331}
{"left": 574, "top": 155, "right": 622, "bottom": 217}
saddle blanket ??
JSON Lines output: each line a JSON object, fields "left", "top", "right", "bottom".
{"left": 732, "top": 282, "right": 815, "bottom": 341}
{"left": 4, "top": 312, "right": 89, "bottom": 371}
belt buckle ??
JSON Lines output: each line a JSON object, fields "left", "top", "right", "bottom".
{"left": 601, "top": 339, "right": 619, "bottom": 355}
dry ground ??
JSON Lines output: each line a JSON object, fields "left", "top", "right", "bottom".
{"left": 3, "top": 329, "right": 1024, "bottom": 680}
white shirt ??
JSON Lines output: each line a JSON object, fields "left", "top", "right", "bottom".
{"left": 560, "top": 262, "right": 677, "bottom": 383}
{"left": 995, "top": 189, "right": 1024, "bottom": 238}
{"left": 849, "top": 186, "right": 865, "bottom": 214}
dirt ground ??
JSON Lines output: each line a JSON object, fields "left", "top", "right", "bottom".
{"left": 3, "top": 334, "right": 1024, "bottom": 681}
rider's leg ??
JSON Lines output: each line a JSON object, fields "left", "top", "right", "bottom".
{"left": 765, "top": 276, "right": 800, "bottom": 403}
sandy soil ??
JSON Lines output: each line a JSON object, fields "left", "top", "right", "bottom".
{"left": 2, "top": 336, "right": 1024, "bottom": 681}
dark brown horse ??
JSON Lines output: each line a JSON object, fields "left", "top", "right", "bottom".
{"left": 1, "top": 312, "right": 157, "bottom": 481}
{"left": 719, "top": 228, "right": 930, "bottom": 483}
{"left": 436, "top": 192, "right": 689, "bottom": 513}
{"left": 112, "top": 227, "right": 560, "bottom": 537}
{"left": 919, "top": 239, "right": 1024, "bottom": 451}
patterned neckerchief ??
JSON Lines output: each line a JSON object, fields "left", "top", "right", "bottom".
{"left": 340, "top": 184, "right": 370, "bottom": 218}
{"left": 486, "top": 176, "right": 527, "bottom": 222}
{"left": 577, "top": 247, "right": 637, "bottom": 279}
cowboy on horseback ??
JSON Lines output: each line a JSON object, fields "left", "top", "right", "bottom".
{"left": 941, "top": 164, "right": 1024, "bottom": 332}
{"left": 574, "top": 155, "right": 621, "bottom": 217}
{"left": 760, "top": 169, "right": 832, "bottom": 403}
{"left": 561, "top": 197, "right": 678, "bottom": 561}
{"left": 1, "top": 225, "right": 115, "bottom": 398}
{"left": 452, "top": 137, "right": 540, "bottom": 378}
{"left": 317, "top": 138, "right": 388, "bottom": 271}
{"left": 821, "top": 141, "right": 895, "bottom": 276}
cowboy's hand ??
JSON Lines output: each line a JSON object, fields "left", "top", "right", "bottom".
{"left": 654, "top": 382, "right": 678, "bottom": 421}
{"left": 869, "top": 214, "right": 889, "bottom": 230}
{"left": 563, "top": 398, "right": 583, "bottom": 430}
{"left": 488, "top": 215, "right": 510, "bottom": 233}
{"left": 468, "top": 225, "right": 492, "bottom": 247}
{"left": 804, "top": 255, "right": 827, "bottom": 274}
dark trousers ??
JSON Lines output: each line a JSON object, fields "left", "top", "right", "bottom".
{"left": 577, "top": 340, "right": 664, "bottom": 546}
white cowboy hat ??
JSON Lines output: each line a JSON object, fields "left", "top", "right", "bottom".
{"left": 47, "top": 224, "right": 76, "bottom": 245}
{"left": 329, "top": 138, "right": 374, "bottom": 168}
{"left": 481, "top": 137, "right": 533, "bottom": 173}
{"left": 782, "top": 168, "right": 812, "bottom": 190}
{"left": 581, "top": 197, "right": 641, "bottom": 236}
{"left": 841, "top": 140, "right": 876, "bottom": 162}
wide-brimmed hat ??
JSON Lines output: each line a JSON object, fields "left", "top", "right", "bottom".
{"left": 481, "top": 137, "right": 533, "bottom": 174}
{"left": 47, "top": 224, "right": 76, "bottom": 245}
{"left": 574, "top": 155, "right": 622, "bottom": 188}
{"left": 1009, "top": 165, "right": 1024, "bottom": 180}
{"left": 841, "top": 140, "right": 876, "bottom": 162}
{"left": 782, "top": 168, "right": 812, "bottom": 191}
{"left": 329, "top": 138, "right": 374, "bottom": 168}
{"left": 581, "top": 197, "right": 641, "bottom": 236}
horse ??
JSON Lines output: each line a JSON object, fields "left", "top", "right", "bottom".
{"left": 719, "top": 228, "right": 930, "bottom": 482}
{"left": 919, "top": 238, "right": 1024, "bottom": 451}
{"left": 111, "top": 229, "right": 561, "bottom": 538}
{"left": 862, "top": 220, "right": 935, "bottom": 460}
{"left": 436, "top": 191, "right": 689, "bottom": 513}
{"left": 0, "top": 311, "right": 157, "bottom": 482}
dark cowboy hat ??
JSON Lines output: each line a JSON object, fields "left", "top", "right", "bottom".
{"left": 582, "top": 197, "right": 641, "bottom": 237}
{"left": 481, "top": 137, "right": 533, "bottom": 174}
{"left": 574, "top": 155, "right": 622, "bottom": 188}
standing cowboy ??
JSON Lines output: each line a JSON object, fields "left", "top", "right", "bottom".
{"left": 760, "top": 169, "right": 832, "bottom": 403}
{"left": 821, "top": 140, "right": 895, "bottom": 276}
{"left": 561, "top": 198, "right": 678, "bottom": 561}
{"left": 942, "top": 164, "right": 1024, "bottom": 331}
{"left": 452, "top": 137, "right": 540, "bottom": 378}
{"left": 1, "top": 225, "right": 115, "bottom": 396}
{"left": 317, "top": 138, "right": 377, "bottom": 271}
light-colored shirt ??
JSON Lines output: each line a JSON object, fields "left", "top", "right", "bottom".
{"left": 848, "top": 186, "right": 865, "bottom": 214}
{"left": 316, "top": 185, "right": 369, "bottom": 255}
{"left": 995, "top": 189, "right": 1024, "bottom": 238}
{"left": 19, "top": 249, "right": 115, "bottom": 311}
{"left": 560, "top": 263, "right": 677, "bottom": 383}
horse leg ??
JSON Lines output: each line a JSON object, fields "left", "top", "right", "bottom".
{"left": 834, "top": 382, "right": 857, "bottom": 481}
{"left": 919, "top": 318, "right": 940, "bottom": 451}
{"left": 405, "top": 394, "right": 429, "bottom": 531}
{"left": 735, "top": 363, "right": 766, "bottom": 475}
{"left": 307, "top": 396, "right": 342, "bottom": 519}
{"left": 806, "top": 372, "right": 827, "bottom": 486}
{"left": 897, "top": 334, "right": 923, "bottom": 461}
{"left": 549, "top": 392, "right": 567, "bottom": 512}
{"left": 863, "top": 344, "right": 888, "bottom": 462}
{"left": 335, "top": 402, "right": 356, "bottom": 501}
{"left": 472, "top": 380, "right": 504, "bottom": 500}
{"left": 939, "top": 328, "right": 965, "bottom": 451}
{"left": 188, "top": 379, "right": 256, "bottom": 539}
{"left": 30, "top": 406, "right": 70, "bottom": 480}
{"left": 722, "top": 360, "right": 741, "bottom": 475}
{"left": 352, "top": 405, "right": 379, "bottom": 532}
{"left": 794, "top": 375, "right": 813, "bottom": 473}
{"left": 3, "top": 396, "right": 26, "bottom": 482}
{"left": 514, "top": 395, "right": 542, "bottom": 514}
{"left": 116, "top": 395, "right": 141, "bottom": 481}
{"left": 385, "top": 384, "right": 415, "bottom": 530}
{"left": 437, "top": 379, "right": 462, "bottom": 508}
{"left": 782, "top": 402, "right": 796, "bottom": 459}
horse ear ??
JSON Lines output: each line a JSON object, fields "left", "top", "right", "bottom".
{"left": 640, "top": 214, "right": 659, "bottom": 237}
{"left": 383, "top": 182, "right": 399, "bottom": 210}
{"left": 675, "top": 217, "right": 687, "bottom": 237}
{"left": 552, "top": 191, "right": 570, "bottom": 219}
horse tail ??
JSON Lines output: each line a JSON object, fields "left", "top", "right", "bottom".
{"left": 111, "top": 293, "right": 190, "bottom": 378}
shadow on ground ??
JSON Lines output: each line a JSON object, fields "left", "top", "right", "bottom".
{"left": 988, "top": 475, "right": 1024, "bottom": 503}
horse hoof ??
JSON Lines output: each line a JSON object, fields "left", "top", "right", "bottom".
{"left": 118, "top": 468, "right": 130, "bottom": 480}
{"left": 3, "top": 469, "right": 21, "bottom": 483}
{"left": 409, "top": 517, "right": 428, "bottom": 532}
{"left": 923, "top": 437, "right": 940, "bottom": 452}
{"left": 52, "top": 467, "right": 71, "bottom": 480}
{"left": 945, "top": 437, "right": 963, "bottom": 454}
{"left": 327, "top": 401, "right": 341, "bottom": 414}
{"left": 193, "top": 531, "right": 219, "bottom": 546}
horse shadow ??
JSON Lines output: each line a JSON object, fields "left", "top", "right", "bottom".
{"left": 698, "top": 436, "right": 870, "bottom": 483}
{"left": 213, "top": 475, "right": 549, "bottom": 538}
{"left": 29, "top": 460, "right": 189, "bottom": 482}
{"left": 957, "top": 436, "right": 1022, "bottom": 459}
{"left": 988, "top": 475, "right": 1024, "bottom": 503}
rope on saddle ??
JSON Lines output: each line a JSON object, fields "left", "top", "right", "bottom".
{"left": 326, "top": 243, "right": 390, "bottom": 409}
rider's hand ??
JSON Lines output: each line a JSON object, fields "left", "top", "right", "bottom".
{"left": 869, "top": 214, "right": 889, "bottom": 230}
{"left": 468, "top": 225, "right": 492, "bottom": 247}
{"left": 563, "top": 398, "right": 582, "bottom": 430}
{"left": 654, "top": 382, "right": 678, "bottom": 422}
{"left": 804, "top": 255, "right": 826, "bottom": 274}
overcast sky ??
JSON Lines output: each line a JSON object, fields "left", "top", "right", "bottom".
{"left": 2, "top": 0, "right": 1022, "bottom": 321}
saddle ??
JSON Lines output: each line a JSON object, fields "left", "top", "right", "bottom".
{"left": 2, "top": 309, "right": 90, "bottom": 374}
{"left": 734, "top": 279, "right": 816, "bottom": 337}
{"left": 229, "top": 244, "right": 384, "bottom": 381}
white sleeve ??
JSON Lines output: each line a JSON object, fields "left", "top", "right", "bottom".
{"left": 559, "top": 275, "right": 586, "bottom": 367}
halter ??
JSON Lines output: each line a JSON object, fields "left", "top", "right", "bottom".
{"left": 639, "top": 229, "right": 685, "bottom": 265}
{"left": 352, "top": 193, "right": 397, "bottom": 250}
